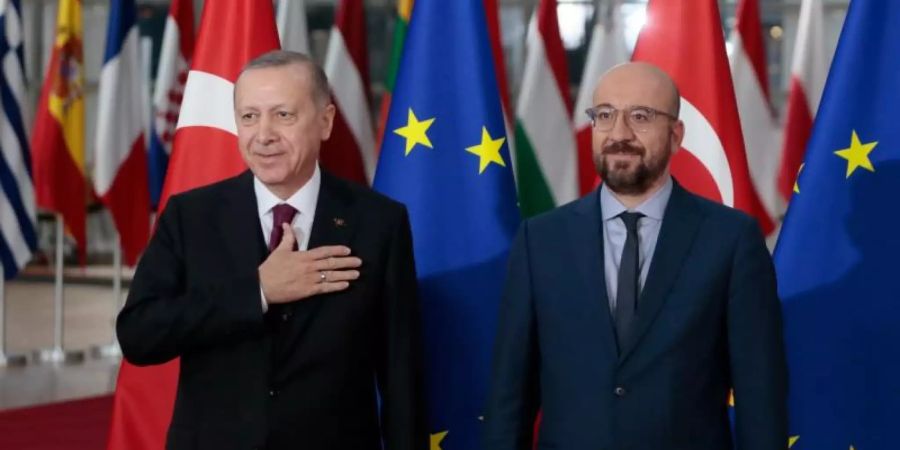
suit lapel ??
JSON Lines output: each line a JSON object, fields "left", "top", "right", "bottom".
{"left": 307, "top": 172, "right": 356, "bottom": 250}
{"left": 568, "top": 191, "right": 619, "bottom": 358}
{"left": 619, "top": 182, "right": 703, "bottom": 363}
{"left": 218, "top": 171, "right": 268, "bottom": 271}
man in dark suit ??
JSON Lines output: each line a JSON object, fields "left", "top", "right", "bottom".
{"left": 117, "top": 50, "right": 427, "bottom": 450}
{"left": 483, "top": 62, "right": 787, "bottom": 450}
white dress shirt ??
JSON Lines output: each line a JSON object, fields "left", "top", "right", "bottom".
{"left": 254, "top": 165, "right": 321, "bottom": 311}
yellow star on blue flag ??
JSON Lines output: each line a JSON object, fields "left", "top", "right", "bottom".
{"left": 793, "top": 164, "right": 804, "bottom": 194}
{"left": 393, "top": 108, "right": 435, "bottom": 156}
{"left": 373, "top": 1, "right": 520, "bottom": 449}
{"left": 465, "top": 127, "right": 506, "bottom": 174}
{"left": 834, "top": 130, "right": 877, "bottom": 178}
{"left": 774, "top": 2, "right": 900, "bottom": 449}
{"left": 430, "top": 430, "right": 448, "bottom": 450}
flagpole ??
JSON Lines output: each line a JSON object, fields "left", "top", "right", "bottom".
{"left": 34, "top": 215, "right": 83, "bottom": 364}
{"left": 92, "top": 233, "right": 122, "bottom": 358}
{"left": 0, "top": 275, "right": 26, "bottom": 366}
{"left": 606, "top": 0, "right": 619, "bottom": 23}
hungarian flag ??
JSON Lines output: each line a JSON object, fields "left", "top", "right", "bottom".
{"left": 323, "top": 0, "right": 376, "bottom": 184}
{"left": 633, "top": 0, "right": 774, "bottom": 234}
{"left": 106, "top": 2, "right": 280, "bottom": 449}
{"left": 30, "top": 0, "right": 86, "bottom": 261}
{"left": 94, "top": 0, "right": 150, "bottom": 265}
{"left": 148, "top": 0, "right": 194, "bottom": 209}
{"left": 515, "top": 0, "right": 578, "bottom": 218}
{"left": 376, "top": 0, "right": 413, "bottom": 149}
{"left": 777, "top": 0, "right": 828, "bottom": 203}
{"left": 728, "top": 0, "right": 782, "bottom": 227}
{"left": 573, "top": 0, "right": 629, "bottom": 194}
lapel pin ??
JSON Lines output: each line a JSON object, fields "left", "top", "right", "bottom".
{"left": 333, "top": 217, "right": 346, "bottom": 227}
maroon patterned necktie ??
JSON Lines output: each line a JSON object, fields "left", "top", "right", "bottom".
{"left": 268, "top": 204, "right": 298, "bottom": 253}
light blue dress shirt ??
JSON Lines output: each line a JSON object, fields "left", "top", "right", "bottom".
{"left": 599, "top": 177, "right": 673, "bottom": 312}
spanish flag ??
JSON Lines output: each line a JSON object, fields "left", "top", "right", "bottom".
{"left": 31, "top": 0, "right": 86, "bottom": 261}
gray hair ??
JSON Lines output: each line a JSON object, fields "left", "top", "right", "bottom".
{"left": 238, "top": 50, "right": 332, "bottom": 106}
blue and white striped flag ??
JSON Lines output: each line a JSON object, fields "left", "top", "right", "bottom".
{"left": 0, "top": 0, "right": 36, "bottom": 280}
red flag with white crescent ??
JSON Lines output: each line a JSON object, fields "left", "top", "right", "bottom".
{"left": 106, "top": 2, "right": 280, "bottom": 448}
{"left": 633, "top": 0, "right": 774, "bottom": 234}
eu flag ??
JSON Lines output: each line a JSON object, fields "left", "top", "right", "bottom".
{"left": 774, "top": 2, "right": 900, "bottom": 448}
{"left": 373, "top": 1, "right": 520, "bottom": 448}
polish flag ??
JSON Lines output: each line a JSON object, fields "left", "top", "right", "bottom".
{"left": 93, "top": 0, "right": 149, "bottom": 265}
{"left": 106, "top": 2, "right": 280, "bottom": 448}
{"left": 276, "top": 0, "right": 310, "bottom": 54}
{"left": 777, "top": 0, "right": 827, "bottom": 203}
{"left": 573, "top": 0, "right": 629, "bottom": 194}
{"left": 633, "top": 0, "right": 774, "bottom": 234}
{"left": 728, "top": 0, "right": 782, "bottom": 227}
{"left": 323, "top": 0, "right": 375, "bottom": 184}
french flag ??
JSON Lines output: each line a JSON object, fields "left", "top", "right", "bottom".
{"left": 148, "top": 0, "right": 194, "bottom": 209}
{"left": 93, "top": 0, "right": 149, "bottom": 265}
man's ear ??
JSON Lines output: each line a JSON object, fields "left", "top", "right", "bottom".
{"left": 670, "top": 119, "right": 685, "bottom": 151}
{"left": 320, "top": 103, "right": 336, "bottom": 141}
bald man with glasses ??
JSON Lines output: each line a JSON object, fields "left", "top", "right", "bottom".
{"left": 483, "top": 62, "right": 787, "bottom": 450}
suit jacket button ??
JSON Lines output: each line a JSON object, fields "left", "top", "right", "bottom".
{"left": 614, "top": 386, "right": 627, "bottom": 397}
{"left": 280, "top": 312, "right": 289, "bottom": 322}
{"left": 268, "top": 389, "right": 277, "bottom": 397}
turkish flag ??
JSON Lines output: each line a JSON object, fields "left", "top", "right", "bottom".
{"left": 633, "top": 0, "right": 774, "bottom": 234}
{"left": 105, "top": 2, "right": 280, "bottom": 449}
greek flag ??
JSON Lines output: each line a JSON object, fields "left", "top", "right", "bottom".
{"left": 0, "top": 0, "right": 36, "bottom": 279}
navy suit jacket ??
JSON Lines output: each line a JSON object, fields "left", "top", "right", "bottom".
{"left": 483, "top": 182, "right": 787, "bottom": 450}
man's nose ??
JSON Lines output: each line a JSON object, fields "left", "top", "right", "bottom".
{"left": 608, "top": 112, "right": 635, "bottom": 142}
{"left": 256, "top": 116, "right": 278, "bottom": 144}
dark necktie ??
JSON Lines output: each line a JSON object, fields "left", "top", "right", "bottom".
{"left": 268, "top": 204, "right": 298, "bottom": 253}
{"left": 615, "top": 211, "right": 644, "bottom": 350}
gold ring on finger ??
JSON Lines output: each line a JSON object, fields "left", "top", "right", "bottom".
{"left": 319, "top": 271, "right": 327, "bottom": 283}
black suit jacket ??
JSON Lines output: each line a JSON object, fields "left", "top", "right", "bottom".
{"left": 118, "top": 170, "right": 427, "bottom": 450}
{"left": 483, "top": 182, "right": 788, "bottom": 450}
